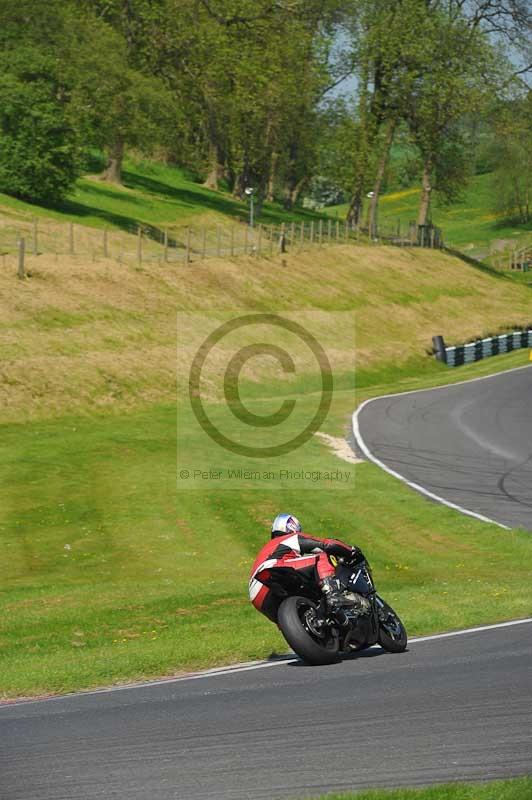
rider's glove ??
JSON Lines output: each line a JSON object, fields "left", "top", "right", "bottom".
{"left": 349, "top": 546, "right": 363, "bottom": 563}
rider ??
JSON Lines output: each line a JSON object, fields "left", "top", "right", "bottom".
{"left": 249, "top": 513, "right": 364, "bottom": 622}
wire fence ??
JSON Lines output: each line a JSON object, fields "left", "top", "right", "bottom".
{"left": 0, "top": 213, "right": 444, "bottom": 277}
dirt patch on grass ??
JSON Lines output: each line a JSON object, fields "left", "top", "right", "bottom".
{"left": 314, "top": 432, "right": 362, "bottom": 464}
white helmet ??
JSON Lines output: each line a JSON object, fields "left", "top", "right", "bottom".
{"left": 271, "top": 513, "right": 302, "bottom": 539}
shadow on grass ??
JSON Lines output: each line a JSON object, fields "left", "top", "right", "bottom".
{"left": 443, "top": 245, "right": 516, "bottom": 281}
{"left": 42, "top": 197, "right": 141, "bottom": 234}
{"left": 122, "top": 170, "right": 248, "bottom": 219}
{"left": 492, "top": 215, "right": 532, "bottom": 233}
{"left": 123, "top": 170, "right": 326, "bottom": 225}
{"left": 1, "top": 163, "right": 328, "bottom": 235}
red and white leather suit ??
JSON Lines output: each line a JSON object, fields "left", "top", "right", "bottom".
{"left": 249, "top": 532, "right": 355, "bottom": 622}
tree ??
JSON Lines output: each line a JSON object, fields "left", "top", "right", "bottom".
{"left": 0, "top": 3, "right": 81, "bottom": 203}
{"left": 70, "top": 1, "right": 175, "bottom": 183}
{"left": 67, "top": 22, "right": 172, "bottom": 184}
{"left": 160, "top": 0, "right": 346, "bottom": 202}
{"left": 0, "top": 66, "right": 80, "bottom": 204}
{"left": 342, "top": 0, "right": 425, "bottom": 230}
{"left": 490, "top": 92, "right": 532, "bottom": 222}
{"left": 404, "top": 10, "right": 498, "bottom": 225}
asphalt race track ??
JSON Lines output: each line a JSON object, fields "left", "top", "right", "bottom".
{"left": 354, "top": 365, "right": 532, "bottom": 531}
{"left": 1, "top": 621, "right": 532, "bottom": 800}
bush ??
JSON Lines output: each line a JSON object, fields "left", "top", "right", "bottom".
{"left": 0, "top": 73, "right": 80, "bottom": 205}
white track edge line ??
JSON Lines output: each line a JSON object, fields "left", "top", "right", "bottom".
{"left": 408, "top": 616, "right": 532, "bottom": 643}
{"left": 350, "top": 367, "right": 532, "bottom": 529}
{"left": 2, "top": 617, "right": 531, "bottom": 709}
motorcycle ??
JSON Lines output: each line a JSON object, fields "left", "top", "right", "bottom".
{"left": 260, "top": 555, "right": 407, "bottom": 665}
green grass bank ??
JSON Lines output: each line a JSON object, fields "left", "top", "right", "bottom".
{"left": 325, "top": 172, "right": 532, "bottom": 254}
{"left": 1, "top": 157, "right": 530, "bottom": 260}
{"left": 307, "top": 776, "right": 532, "bottom": 800}
{"left": 0, "top": 158, "right": 325, "bottom": 235}
{"left": 1, "top": 245, "right": 532, "bottom": 698}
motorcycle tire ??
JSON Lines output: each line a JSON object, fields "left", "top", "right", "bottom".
{"left": 377, "top": 598, "right": 407, "bottom": 653}
{"left": 277, "top": 596, "right": 339, "bottom": 665}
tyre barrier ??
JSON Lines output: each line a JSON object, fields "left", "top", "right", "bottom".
{"left": 433, "top": 330, "right": 532, "bottom": 367}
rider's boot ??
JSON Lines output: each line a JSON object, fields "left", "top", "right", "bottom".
{"left": 320, "top": 576, "right": 354, "bottom": 610}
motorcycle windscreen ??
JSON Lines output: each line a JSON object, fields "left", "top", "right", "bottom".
{"left": 338, "top": 565, "right": 373, "bottom": 595}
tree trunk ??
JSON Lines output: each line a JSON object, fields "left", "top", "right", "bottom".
{"left": 291, "top": 176, "right": 307, "bottom": 207}
{"left": 266, "top": 151, "right": 279, "bottom": 202}
{"left": 283, "top": 175, "right": 307, "bottom": 210}
{"left": 226, "top": 165, "right": 236, "bottom": 194}
{"left": 282, "top": 183, "right": 293, "bottom": 210}
{"left": 347, "top": 55, "right": 372, "bottom": 229}
{"left": 282, "top": 138, "right": 300, "bottom": 210}
{"left": 232, "top": 171, "right": 247, "bottom": 200}
{"left": 417, "top": 156, "right": 433, "bottom": 226}
{"left": 346, "top": 187, "right": 363, "bottom": 226}
{"left": 203, "top": 142, "right": 224, "bottom": 190}
{"left": 368, "top": 118, "right": 396, "bottom": 238}
{"left": 347, "top": 66, "right": 374, "bottom": 229}
{"left": 100, "top": 137, "right": 125, "bottom": 184}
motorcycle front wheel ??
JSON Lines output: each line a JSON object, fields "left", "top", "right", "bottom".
{"left": 277, "top": 596, "right": 339, "bottom": 665}
{"left": 377, "top": 598, "right": 407, "bottom": 652}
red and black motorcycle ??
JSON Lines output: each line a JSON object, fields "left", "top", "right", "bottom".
{"left": 257, "top": 555, "right": 407, "bottom": 665}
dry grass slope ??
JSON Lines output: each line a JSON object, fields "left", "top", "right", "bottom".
{"left": 1, "top": 244, "right": 531, "bottom": 422}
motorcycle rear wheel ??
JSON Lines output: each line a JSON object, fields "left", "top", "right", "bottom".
{"left": 377, "top": 599, "right": 407, "bottom": 653}
{"left": 278, "top": 596, "right": 339, "bottom": 665}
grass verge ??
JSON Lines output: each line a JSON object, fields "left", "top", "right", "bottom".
{"left": 2, "top": 244, "right": 532, "bottom": 698}
{"left": 306, "top": 776, "right": 532, "bottom": 800}
{"left": 1, "top": 245, "right": 530, "bottom": 423}
{"left": 1, "top": 349, "right": 531, "bottom": 699}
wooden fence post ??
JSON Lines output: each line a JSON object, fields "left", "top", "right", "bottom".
{"left": 290, "top": 221, "right": 295, "bottom": 248}
{"left": 137, "top": 226, "right": 142, "bottom": 265}
{"left": 335, "top": 220, "right": 339, "bottom": 242}
{"left": 300, "top": 222, "right": 305, "bottom": 247}
{"left": 33, "top": 218, "right": 38, "bottom": 255}
{"left": 185, "top": 227, "right": 191, "bottom": 264}
{"left": 279, "top": 223, "right": 286, "bottom": 253}
{"left": 327, "top": 219, "right": 332, "bottom": 242}
{"left": 310, "top": 221, "right": 314, "bottom": 245}
{"left": 18, "top": 238, "right": 25, "bottom": 279}
{"left": 319, "top": 219, "right": 323, "bottom": 244}
{"left": 69, "top": 222, "right": 74, "bottom": 255}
